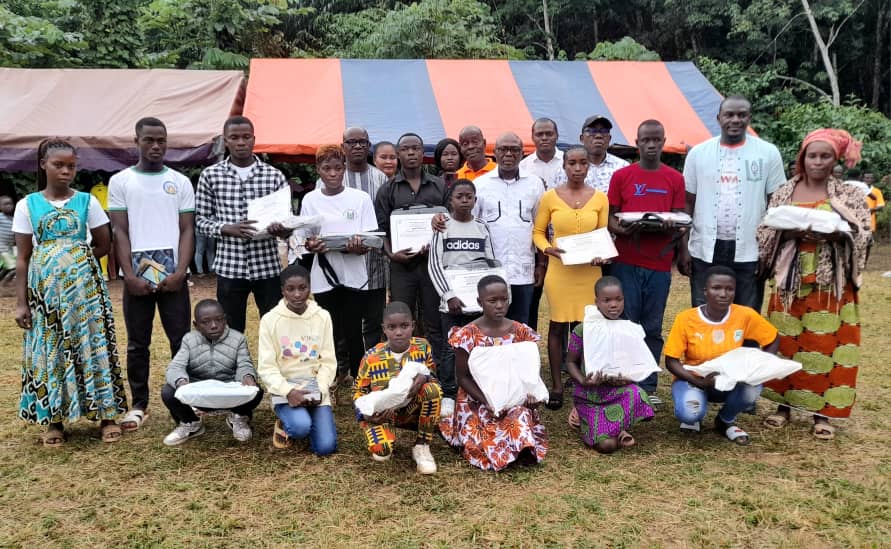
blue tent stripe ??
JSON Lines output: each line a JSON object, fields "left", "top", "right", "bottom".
{"left": 664, "top": 61, "right": 722, "bottom": 137}
{"left": 508, "top": 60, "right": 628, "bottom": 146}
{"left": 340, "top": 59, "right": 445, "bottom": 148}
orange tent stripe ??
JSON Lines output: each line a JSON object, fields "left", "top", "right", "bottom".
{"left": 245, "top": 59, "right": 345, "bottom": 156}
{"left": 426, "top": 60, "right": 533, "bottom": 152}
{"left": 586, "top": 62, "right": 713, "bottom": 154}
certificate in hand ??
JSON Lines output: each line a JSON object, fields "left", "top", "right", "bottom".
{"left": 555, "top": 228, "right": 618, "bottom": 265}
{"left": 246, "top": 187, "right": 292, "bottom": 239}
{"left": 444, "top": 264, "right": 508, "bottom": 313}
{"left": 390, "top": 213, "right": 436, "bottom": 253}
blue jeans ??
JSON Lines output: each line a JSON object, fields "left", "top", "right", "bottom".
{"left": 672, "top": 380, "right": 762, "bottom": 425}
{"left": 508, "top": 284, "right": 534, "bottom": 325}
{"left": 274, "top": 404, "right": 337, "bottom": 456}
{"left": 610, "top": 262, "right": 672, "bottom": 393}
{"left": 194, "top": 234, "right": 216, "bottom": 274}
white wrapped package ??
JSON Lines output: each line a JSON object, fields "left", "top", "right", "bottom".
{"left": 354, "top": 361, "right": 431, "bottom": 417}
{"left": 762, "top": 205, "right": 851, "bottom": 234}
{"left": 174, "top": 380, "right": 260, "bottom": 409}
{"left": 683, "top": 347, "right": 802, "bottom": 391}
{"left": 468, "top": 341, "right": 549, "bottom": 414}
{"left": 582, "top": 306, "right": 660, "bottom": 382}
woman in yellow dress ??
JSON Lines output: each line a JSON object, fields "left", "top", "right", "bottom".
{"left": 533, "top": 146, "right": 610, "bottom": 409}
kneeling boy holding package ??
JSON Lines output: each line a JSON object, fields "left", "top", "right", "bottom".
{"left": 162, "top": 299, "right": 263, "bottom": 446}
{"left": 353, "top": 302, "right": 442, "bottom": 474}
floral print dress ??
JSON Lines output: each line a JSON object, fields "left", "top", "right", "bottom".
{"left": 439, "top": 322, "right": 548, "bottom": 471}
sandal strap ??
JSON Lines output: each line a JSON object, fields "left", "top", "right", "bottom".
{"left": 724, "top": 425, "right": 749, "bottom": 441}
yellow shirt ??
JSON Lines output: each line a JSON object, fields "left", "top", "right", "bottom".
{"left": 664, "top": 304, "right": 777, "bottom": 368}
{"left": 90, "top": 182, "right": 109, "bottom": 210}
{"left": 456, "top": 159, "right": 497, "bottom": 181}
{"left": 866, "top": 186, "right": 884, "bottom": 231}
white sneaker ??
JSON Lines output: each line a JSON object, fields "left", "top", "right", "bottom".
{"left": 227, "top": 413, "right": 252, "bottom": 442}
{"left": 163, "top": 420, "right": 205, "bottom": 446}
{"left": 440, "top": 397, "right": 456, "bottom": 418}
{"left": 412, "top": 444, "right": 437, "bottom": 475}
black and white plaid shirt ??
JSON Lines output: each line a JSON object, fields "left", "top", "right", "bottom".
{"left": 343, "top": 166, "right": 389, "bottom": 290}
{"left": 196, "top": 157, "right": 287, "bottom": 280}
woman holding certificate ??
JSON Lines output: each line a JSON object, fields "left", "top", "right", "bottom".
{"left": 533, "top": 146, "right": 610, "bottom": 410}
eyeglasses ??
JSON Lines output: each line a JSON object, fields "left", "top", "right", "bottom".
{"left": 495, "top": 146, "right": 523, "bottom": 155}
{"left": 582, "top": 128, "right": 611, "bottom": 136}
{"left": 344, "top": 139, "right": 369, "bottom": 147}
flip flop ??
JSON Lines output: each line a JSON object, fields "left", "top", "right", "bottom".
{"left": 273, "top": 419, "right": 293, "bottom": 449}
{"left": 721, "top": 425, "right": 750, "bottom": 445}
{"left": 546, "top": 390, "right": 564, "bottom": 411}
{"left": 812, "top": 422, "right": 835, "bottom": 440}
{"left": 120, "top": 409, "right": 146, "bottom": 432}
{"left": 763, "top": 413, "right": 789, "bottom": 430}
{"left": 100, "top": 422, "right": 123, "bottom": 443}
{"left": 42, "top": 426, "right": 65, "bottom": 448}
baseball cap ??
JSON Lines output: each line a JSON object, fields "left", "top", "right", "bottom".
{"left": 582, "top": 115, "right": 613, "bottom": 130}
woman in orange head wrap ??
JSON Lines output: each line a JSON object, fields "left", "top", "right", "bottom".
{"left": 756, "top": 129, "right": 871, "bottom": 439}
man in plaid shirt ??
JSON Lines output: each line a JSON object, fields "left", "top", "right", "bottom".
{"left": 196, "top": 116, "right": 290, "bottom": 332}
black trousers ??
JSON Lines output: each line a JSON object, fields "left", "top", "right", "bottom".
{"left": 122, "top": 283, "right": 191, "bottom": 411}
{"left": 361, "top": 287, "right": 387, "bottom": 350}
{"left": 315, "top": 287, "right": 368, "bottom": 378}
{"left": 160, "top": 383, "right": 264, "bottom": 423}
{"left": 439, "top": 311, "right": 480, "bottom": 399}
{"left": 389, "top": 260, "right": 443, "bottom": 366}
{"left": 216, "top": 275, "right": 281, "bottom": 333}
{"left": 690, "top": 240, "right": 763, "bottom": 311}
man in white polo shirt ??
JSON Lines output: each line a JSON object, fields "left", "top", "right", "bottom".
{"left": 519, "top": 117, "right": 562, "bottom": 331}
{"left": 109, "top": 117, "right": 195, "bottom": 432}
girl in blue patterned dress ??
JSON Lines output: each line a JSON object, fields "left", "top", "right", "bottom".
{"left": 13, "top": 139, "right": 128, "bottom": 446}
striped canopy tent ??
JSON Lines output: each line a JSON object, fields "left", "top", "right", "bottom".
{"left": 244, "top": 58, "right": 724, "bottom": 159}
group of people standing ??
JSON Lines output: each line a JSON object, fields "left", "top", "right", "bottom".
{"left": 12, "top": 93, "right": 871, "bottom": 472}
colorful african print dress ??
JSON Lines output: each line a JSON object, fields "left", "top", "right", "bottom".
{"left": 439, "top": 322, "right": 548, "bottom": 471}
{"left": 19, "top": 192, "right": 128, "bottom": 425}
{"left": 568, "top": 325, "right": 654, "bottom": 447}
{"left": 763, "top": 200, "right": 859, "bottom": 418}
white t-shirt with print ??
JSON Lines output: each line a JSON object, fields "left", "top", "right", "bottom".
{"left": 108, "top": 166, "right": 195, "bottom": 265}
{"left": 716, "top": 146, "right": 741, "bottom": 240}
{"left": 299, "top": 186, "right": 378, "bottom": 294}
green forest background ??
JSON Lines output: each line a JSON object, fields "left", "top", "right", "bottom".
{"left": 3, "top": 0, "right": 891, "bottom": 184}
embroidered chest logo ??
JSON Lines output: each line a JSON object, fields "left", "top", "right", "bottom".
{"left": 163, "top": 181, "right": 178, "bottom": 195}
{"left": 733, "top": 329, "right": 744, "bottom": 342}
{"left": 712, "top": 330, "right": 725, "bottom": 344}
{"left": 343, "top": 209, "right": 357, "bottom": 221}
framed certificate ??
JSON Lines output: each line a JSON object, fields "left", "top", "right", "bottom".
{"left": 555, "top": 228, "right": 618, "bottom": 265}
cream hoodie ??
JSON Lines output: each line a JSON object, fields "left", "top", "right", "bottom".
{"left": 258, "top": 299, "right": 336, "bottom": 407}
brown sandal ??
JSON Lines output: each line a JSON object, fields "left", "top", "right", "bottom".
{"left": 42, "top": 426, "right": 65, "bottom": 448}
{"left": 273, "top": 419, "right": 293, "bottom": 449}
{"left": 763, "top": 413, "right": 789, "bottom": 430}
{"left": 812, "top": 422, "right": 835, "bottom": 440}
{"left": 100, "top": 422, "right": 122, "bottom": 443}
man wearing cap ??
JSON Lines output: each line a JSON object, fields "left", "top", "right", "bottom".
{"left": 678, "top": 95, "right": 784, "bottom": 309}
{"left": 456, "top": 126, "right": 497, "bottom": 181}
{"left": 549, "top": 115, "right": 628, "bottom": 192}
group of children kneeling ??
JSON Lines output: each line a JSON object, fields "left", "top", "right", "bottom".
{"left": 163, "top": 260, "right": 737, "bottom": 474}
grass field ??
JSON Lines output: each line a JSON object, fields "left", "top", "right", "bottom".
{"left": 1, "top": 248, "right": 890, "bottom": 548}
